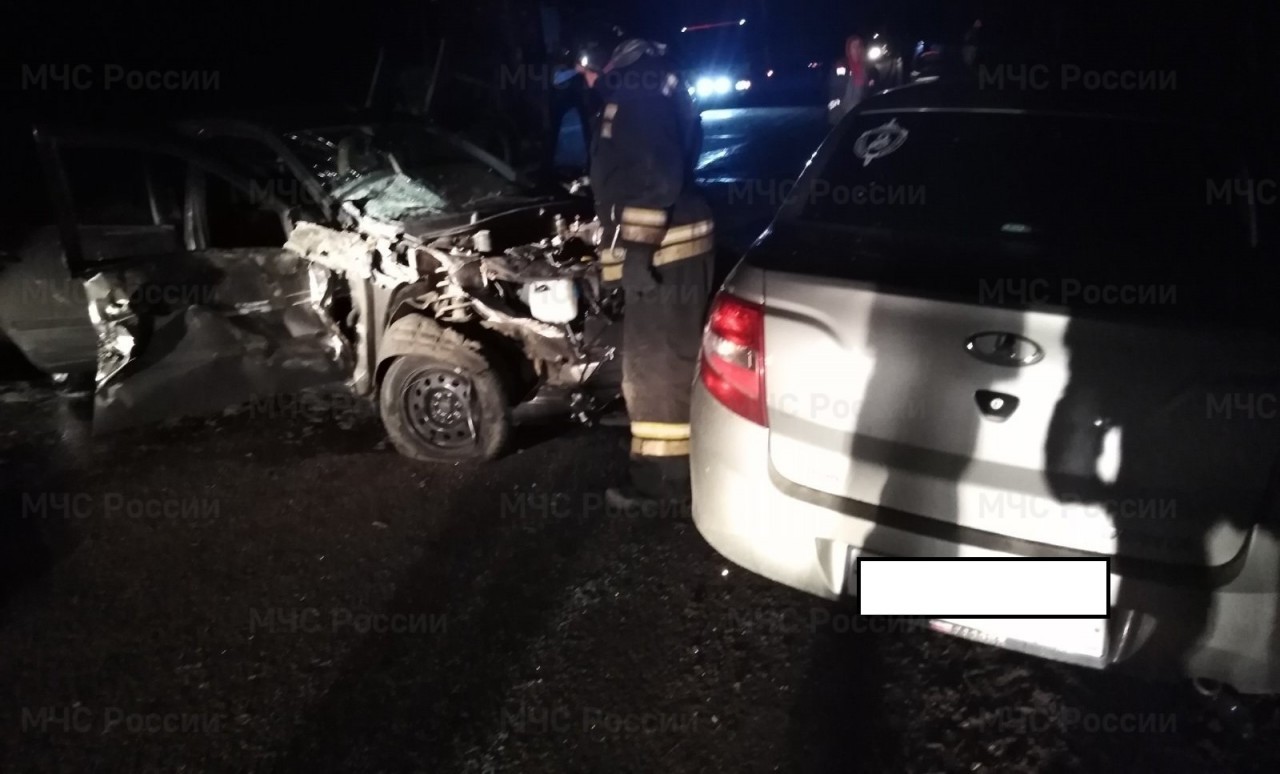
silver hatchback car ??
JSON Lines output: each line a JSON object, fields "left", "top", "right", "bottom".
{"left": 691, "top": 83, "right": 1280, "bottom": 693}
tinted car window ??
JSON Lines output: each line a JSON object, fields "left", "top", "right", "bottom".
{"left": 59, "top": 146, "right": 184, "bottom": 227}
{"left": 202, "top": 172, "right": 287, "bottom": 249}
{"left": 759, "top": 110, "right": 1272, "bottom": 324}
{"left": 797, "top": 111, "right": 1252, "bottom": 254}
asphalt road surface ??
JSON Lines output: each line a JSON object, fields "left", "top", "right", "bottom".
{"left": 3, "top": 106, "right": 1280, "bottom": 773}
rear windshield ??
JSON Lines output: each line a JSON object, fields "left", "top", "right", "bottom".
{"left": 797, "top": 110, "right": 1253, "bottom": 250}
{"left": 766, "top": 109, "right": 1275, "bottom": 323}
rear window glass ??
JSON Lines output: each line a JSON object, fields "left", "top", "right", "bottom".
{"left": 796, "top": 111, "right": 1252, "bottom": 253}
{"left": 762, "top": 109, "right": 1274, "bottom": 324}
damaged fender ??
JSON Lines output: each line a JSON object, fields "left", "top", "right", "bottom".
{"left": 87, "top": 249, "right": 353, "bottom": 433}
{"left": 376, "top": 313, "right": 454, "bottom": 376}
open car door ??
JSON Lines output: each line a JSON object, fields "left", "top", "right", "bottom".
{"left": 35, "top": 127, "right": 353, "bottom": 432}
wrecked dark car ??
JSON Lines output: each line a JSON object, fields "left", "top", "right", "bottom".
{"left": 0, "top": 118, "right": 620, "bottom": 462}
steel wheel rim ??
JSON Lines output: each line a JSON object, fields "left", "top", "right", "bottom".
{"left": 402, "top": 368, "right": 479, "bottom": 450}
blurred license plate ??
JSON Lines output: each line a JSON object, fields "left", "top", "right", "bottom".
{"left": 929, "top": 618, "right": 1108, "bottom": 660}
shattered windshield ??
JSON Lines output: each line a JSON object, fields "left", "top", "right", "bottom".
{"left": 281, "top": 124, "right": 530, "bottom": 220}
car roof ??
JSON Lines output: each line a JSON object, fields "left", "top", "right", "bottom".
{"left": 860, "top": 78, "right": 1216, "bottom": 125}
{"left": 3, "top": 102, "right": 382, "bottom": 139}
{"left": 179, "top": 105, "right": 420, "bottom": 135}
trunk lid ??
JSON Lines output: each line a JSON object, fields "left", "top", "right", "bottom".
{"left": 763, "top": 267, "right": 1280, "bottom": 566}
{"left": 753, "top": 106, "right": 1278, "bottom": 567}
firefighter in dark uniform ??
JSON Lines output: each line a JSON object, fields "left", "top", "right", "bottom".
{"left": 578, "top": 38, "right": 714, "bottom": 506}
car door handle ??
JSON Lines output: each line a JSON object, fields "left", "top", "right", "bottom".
{"left": 975, "top": 390, "right": 1020, "bottom": 422}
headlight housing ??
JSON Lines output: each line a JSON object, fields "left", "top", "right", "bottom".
{"left": 694, "top": 75, "right": 735, "bottom": 98}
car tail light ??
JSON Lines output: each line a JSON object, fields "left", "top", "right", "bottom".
{"left": 700, "top": 291, "right": 767, "bottom": 426}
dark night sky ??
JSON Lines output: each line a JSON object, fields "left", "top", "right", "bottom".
{"left": 3, "top": 0, "right": 1276, "bottom": 115}
{"left": 597, "top": 0, "right": 981, "bottom": 55}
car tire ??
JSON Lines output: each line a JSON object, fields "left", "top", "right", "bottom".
{"left": 379, "top": 332, "right": 511, "bottom": 464}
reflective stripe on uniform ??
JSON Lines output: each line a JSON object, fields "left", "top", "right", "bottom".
{"left": 653, "top": 235, "right": 714, "bottom": 267}
{"left": 632, "top": 422, "right": 692, "bottom": 457}
{"left": 601, "top": 103, "right": 618, "bottom": 139}
{"left": 599, "top": 246, "right": 624, "bottom": 282}
{"left": 620, "top": 224, "right": 666, "bottom": 244}
{"left": 621, "top": 206, "right": 669, "bottom": 227}
{"left": 632, "top": 421, "right": 691, "bottom": 441}
{"left": 660, "top": 219, "right": 715, "bottom": 246}
{"left": 632, "top": 438, "right": 692, "bottom": 457}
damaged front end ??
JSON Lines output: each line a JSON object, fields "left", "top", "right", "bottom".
{"left": 285, "top": 202, "right": 621, "bottom": 423}
{"left": 42, "top": 119, "right": 618, "bottom": 442}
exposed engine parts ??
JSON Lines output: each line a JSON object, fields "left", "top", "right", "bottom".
{"left": 284, "top": 208, "right": 619, "bottom": 401}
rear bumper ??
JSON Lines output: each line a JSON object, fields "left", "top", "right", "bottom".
{"left": 690, "top": 382, "right": 1280, "bottom": 693}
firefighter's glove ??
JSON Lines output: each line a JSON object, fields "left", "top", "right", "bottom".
{"left": 616, "top": 206, "right": 668, "bottom": 295}
{"left": 621, "top": 242, "right": 660, "bottom": 294}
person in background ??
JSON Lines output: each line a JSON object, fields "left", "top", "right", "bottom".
{"left": 962, "top": 19, "right": 983, "bottom": 68}
{"left": 540, "top": 48, "right": 596, "bottom": 183}
{"left": 828, "top": 35, "right": 869, "bottom": 125}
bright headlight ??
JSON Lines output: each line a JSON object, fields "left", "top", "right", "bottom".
{"left": 694, "top": 75, "right": 736, "bottom": 98}
{"left": 868, "top": 45, "right": 884, "bottom": 61}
